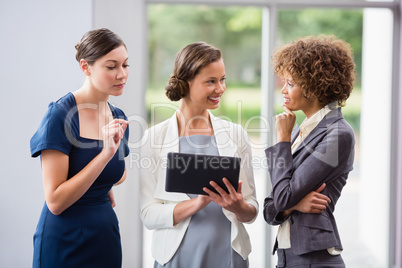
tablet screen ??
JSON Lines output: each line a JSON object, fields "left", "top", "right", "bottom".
{"left": 165, "top": 152, "right": 241, "bottom": 195}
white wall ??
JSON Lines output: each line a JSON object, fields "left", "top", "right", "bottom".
{"left": 0, "top": 0, "right": 145, "bottom": 267}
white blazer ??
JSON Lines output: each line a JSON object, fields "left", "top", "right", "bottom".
{"left": 139, "top": 110, "right": 259, "bottom": 265}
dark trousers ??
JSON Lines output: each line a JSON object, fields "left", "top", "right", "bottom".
{"left": 276, "top": 248, "right": 345, "bottom": 268}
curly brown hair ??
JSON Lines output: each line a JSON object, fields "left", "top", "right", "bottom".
{"left": 165, "top": 42, "right": 222, "bottom": 101}
{"left": 272, "top": 35, "right": 356, "bottom": 107}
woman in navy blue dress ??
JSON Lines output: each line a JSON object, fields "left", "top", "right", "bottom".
{"left": 30, "top": 28, "right": 130, "bottom": 268}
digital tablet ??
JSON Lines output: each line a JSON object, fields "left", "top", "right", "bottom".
{"left": 165, "top": 152, "right": 241, "bottom": 195}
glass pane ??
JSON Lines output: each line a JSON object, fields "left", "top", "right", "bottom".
{"left": 146, "top": 4, "right": 265, "bottom": 268}
{"left": 275, "top": 8, "right": 392, "bottom": 268}
{"left": 358, "top": 8, "right": 393, "bottom": 267}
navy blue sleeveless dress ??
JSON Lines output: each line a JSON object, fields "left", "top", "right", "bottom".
{"left": 30, "top": 93, "right": 129, "bottom": 268}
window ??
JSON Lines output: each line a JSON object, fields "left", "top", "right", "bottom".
{"left": 144, "top": 2, "right": 397, "bottom": 267}
{"left": 270, "top": 8, "right": 393, "bottom": 268}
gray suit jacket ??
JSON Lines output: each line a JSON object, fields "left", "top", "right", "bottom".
{"left": 263, "top": 108, "right": 355, "bottom": 255}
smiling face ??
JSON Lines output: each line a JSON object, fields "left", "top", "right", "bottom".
{"left": 280, "top": 72, "right": 321, "bottom": 118}
{"left": 183, "top": 59, "right": 226, "bottom": 111}
{"left": 84, "top": 45, "right": 129, "bottom": 97}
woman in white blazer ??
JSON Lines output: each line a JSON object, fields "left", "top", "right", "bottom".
{"left": 139, "top": 42, "right": 258, "bottom": 268}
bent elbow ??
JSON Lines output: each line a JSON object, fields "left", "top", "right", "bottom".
{"left": 141, "top": 216, "right": 158, "bottom": 230}
{"left": 263, "top": 201, "right": 285, "bottom": 226}
{"left": 263, "top": 207, "right": 275, "bottom": 225}
{"left": 46, "top": 202, "right": 64, "bottom": 216}
{"left": 140, "top": 209, "right": 154, "bottom": 230}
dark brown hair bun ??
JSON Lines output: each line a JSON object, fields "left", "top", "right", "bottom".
{"left": 165, "top": 76, "right": 189, "bottom": 101}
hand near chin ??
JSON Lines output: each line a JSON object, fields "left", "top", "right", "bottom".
{"left": 101, "top": 119, "right": 129, "bottom": 159}
{"left": 275, "top": 104, "right": 296, "bottom": 142}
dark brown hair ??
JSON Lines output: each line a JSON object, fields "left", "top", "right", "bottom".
{"left": 165, "top": 42, "right": 222, "bottom": 101}
{"left": 272, "top": 35, "right": 356, "bottom": 107}
{"left": 75, "top": 28, "right": 126, "bottom": 65}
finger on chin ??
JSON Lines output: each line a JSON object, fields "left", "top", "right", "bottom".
{"left": 281, "top": 104, "right": 293, "bottom": 114}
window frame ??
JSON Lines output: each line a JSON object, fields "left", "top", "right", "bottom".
{"left": 144, "top": 0, "right": 402, "bottom": 267}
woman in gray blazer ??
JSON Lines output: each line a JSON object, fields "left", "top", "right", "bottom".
{"left": 264, "top": 35, "right": 356, "bottom": 267}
